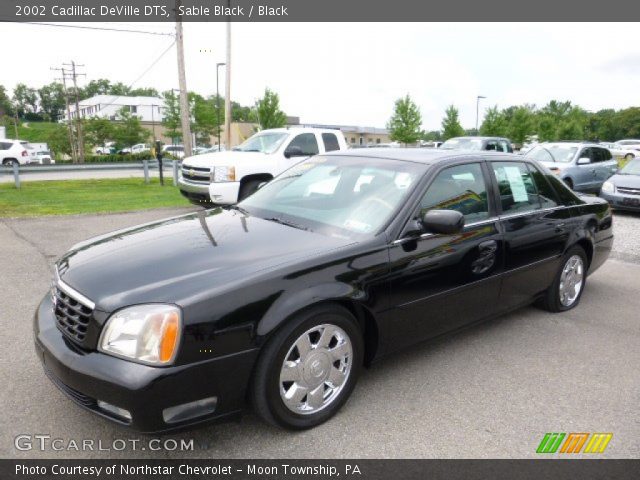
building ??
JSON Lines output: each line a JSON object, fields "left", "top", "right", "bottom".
{"left": 64, "top": 95, "right": 164, "bottom": 123}
{"left": 299, "top": 124, "right": 391, "bottom": 146}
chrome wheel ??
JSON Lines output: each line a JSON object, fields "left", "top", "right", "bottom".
{"left": 559, "top": 255, "right": 584, "bottom": 307}
{"left": 279, "top": 323, "right": 353, "bottom": 415}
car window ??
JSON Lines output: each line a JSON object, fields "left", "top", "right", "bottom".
{"left": 491, "top": 162, "right": 540, "bottom": 214}
{"left": 499, "top": 141, "right": 511, "bottom": 153}
{"left": 0, "top": 142, "right": 12, "bottom": 150}
{"left": 591, "top": 148, "right": 604, "bottom": 163}
{"left": 602, "top": 148, "right": 613, "bottom": 161}
{"left": 288, "top": 133, "right": 319, "bottom": 156}
{"left": 419, "top": 163, "right": 490, "bottom": 224}
{"left": 579, "top": 148, "right": 592, "bottom": 162}
{"left": 321, "top": 133, "right": 340, "bottom": 152}
{"left": 485, "top": 140, "right": 498, "bottom": 151}
{"left": 527, "top": 164, "right": 559, "bottom": 209}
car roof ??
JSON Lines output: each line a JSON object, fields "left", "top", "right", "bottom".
{"left": 539, "top": 142, "right": 602, "bottom": 148}
{"left": 259, "top": 127, "right": 342, "bottom": 135}
{"left": 323, "top": 147, "right": 522, "bottom": 165}
{"left": 445, "top": 136, "right": 510, "bottom": 141}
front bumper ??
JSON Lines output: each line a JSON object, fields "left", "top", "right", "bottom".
{"left": 34, "top": 294, "right": 259, "bottom": 433}
{"left": 177, "top": 178, "right": 212, "bottom": 205}
{"left": 599, "top": 191, "right": 640, "bottom": 211}
{"left": 208, "top": 181, "right": 240, "bottom": 205}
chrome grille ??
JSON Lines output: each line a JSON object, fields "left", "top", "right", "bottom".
{"left": 181, "top": 165, "right": 210, "bottom": 183}
{"left": 53, "top": 287, "right": 93, "bottom": 344}
{"left": 616, "top": 186, "right": 640, "bottom": 196}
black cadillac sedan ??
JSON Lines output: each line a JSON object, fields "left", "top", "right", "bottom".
{"left": 34, "top": 149, "right": 613, "bottom": 432}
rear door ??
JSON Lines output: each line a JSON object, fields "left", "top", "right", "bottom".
{"left": 383, "top": 160, "right": 504, "bottom": 353}
{"left": 489, "top": 160, "right": 569, "bottom": 310}
{"left": 574, "top": 147, "right": 599, "bottom": 191}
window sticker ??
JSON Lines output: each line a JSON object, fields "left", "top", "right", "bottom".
{"left": 504, "top": 166, "right": 529, "bottom": 202}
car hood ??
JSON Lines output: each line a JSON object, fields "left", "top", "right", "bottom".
{"left": 609, "top": 173, "right": 640, "bottom": 188}
{"left": 57, "top": 209, "right": 354, "bottom": 313}
{"left": 182, "top": 151, "right": 268, "bottom": 168}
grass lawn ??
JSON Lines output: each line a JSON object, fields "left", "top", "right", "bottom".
{"left": 0, "top": 178, "right": 190, "bottom": 217}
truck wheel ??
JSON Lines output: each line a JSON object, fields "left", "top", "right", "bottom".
{"left": 251, "top": 304, "right": 363, "bottom": 429}
{"left": 2, "top": 159, "right": 18, "bottom": 167}
{"left": 238, "top": 180, "right": 263, "bottom": 202}
{"left": 625, "top": 153, "right": 634, "bottom": 161}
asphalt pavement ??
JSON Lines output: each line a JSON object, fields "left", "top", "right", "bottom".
{"left": 0, "top": 208, "right": 638, "bottom": 459}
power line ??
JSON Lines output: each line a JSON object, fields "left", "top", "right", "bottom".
{"left": 22, "top": 21, "right": 175, "bottom": 37}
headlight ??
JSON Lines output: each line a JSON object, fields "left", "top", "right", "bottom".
{"left": 212, "top": 166, "right": 236, "bottom": 182}
{"left": 99, "top": 304, "right": 182, "bottom": 366}
{"left": 601, "top": 181, "right": 615, "bottom": 194}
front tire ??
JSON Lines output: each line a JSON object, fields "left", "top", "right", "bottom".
{"left": 537, "top": 246, "right": 587, "bottom": 312}
{"left": 2, "top": 159, "right": 18, "bottom": 167}
{"left": 563, "top": 178, "right": 574, "bottom": 190}
{"left": 251, "top": 304, "right": 363, "bottom": 429}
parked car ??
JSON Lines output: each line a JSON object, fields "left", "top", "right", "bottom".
{"left": 119, "top": 144, "right": 150, "bottom": 155}
{"left": 179, "top": 128, "right": 348, "bottom": 205}
{"left": 614, "top": 139, "right": 640, "bottom": 150}
{"left": 35, "top": 149, "right": 612, "bottom": 432}
{"left": 440, "top": 136, "right": 513, "bottom": 153}
{"left": 600, "top": 158, "right": 640, "bottom": 211}
{"left": 162, "top": 144, "right": 185, "bottom": 159}
{"left": 32, "top": 150, "right": 55, "bottom": 164}
{"left": 95, "top": 142, "right": 116, "bottom": 155}
{"left": 599, "top": 142, "right": 637, "bottom": 161}
{"left": 524, "top": 142, "right": 618, "bottom": 192}
{"left": 0, "top": 139, "right": 34, "bottom": 166}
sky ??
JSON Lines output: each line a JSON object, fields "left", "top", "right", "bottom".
{"left": 2, "top": 22, "right": 639, "bottom": 130}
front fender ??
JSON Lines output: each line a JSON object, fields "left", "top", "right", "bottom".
{"left": 256, "top": 282, "right": 360, "bottom": 337}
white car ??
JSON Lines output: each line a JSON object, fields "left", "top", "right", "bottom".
{"left": 600, "top": 142, "right": 637, "bottom": 161}
{"left": 614, "top": 139, "right": 640, "bottom": 151}
{"left": 178, "top": 128, "right": 348, "bottom": 205}
{"left": 0, "top": 139, "right": 35, "bottom": 166}
{"left": 32, "top": 150, "right": 55, "bottom": 164}
{"left": 162, "top": 144, "right": 185, "bottom": 159}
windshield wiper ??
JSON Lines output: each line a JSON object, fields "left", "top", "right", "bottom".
{"left": 264, "top": 217, "right": 310, "bottom": 231}
{"left": 228, "top": 205, "right": 250, "bottom": 215}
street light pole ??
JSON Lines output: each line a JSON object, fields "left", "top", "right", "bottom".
{"left": 476, "top": 95, "right": 486, "bottom": 134}
{"left": 216, "top": 62, "right": 225, "bottom": 151}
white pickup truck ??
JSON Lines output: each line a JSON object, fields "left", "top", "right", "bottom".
{"left": 178, "top": 127, "right": 348, "bottom": 205}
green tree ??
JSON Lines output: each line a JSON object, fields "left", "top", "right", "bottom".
{"left": 387, "top": 95, "right": 423, "bottom": 144}
{"left": 441, "top": 105, "right": 465, "bottom": 140}
{"left": 13, "top": 83, "right": 38, "bottom": 117}
{"left": 113, "top": 107, "right": 149, "bottom": 148}
{"left": 0, "top": 85, "right": 14, "bottom": 117}
{"left": 84, "top": 117, "right": 115, "bottom": 148}
{"left": 507, "top": 106, "right": 535, "bottom": 144}
{"left": 255, "top": 88, "right": 287, "bottom": 130}
{"left": 46, "top": 123, "right": 73, "bottom": 158}
{"left": 38, "top": 82, "right": 66, "bottom": 121}
{"left": 479, "top": 106, "right": 508, "bottom": 137}
{"left": 232, "top": 101, "right": 254, "bottom": 122}
{"left": 82, "top": 79, "right": 112, "bottom": 98}
{"left": 189, "top": 93, "right": 220, "bottom": 145}
{"left": 162, "top": 90, "right": 182, "bottom": 142}
{"left": 130, "top": 87, "right": 160, "bottom": 97}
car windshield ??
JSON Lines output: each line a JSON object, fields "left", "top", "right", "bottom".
{"left": 525, "top": 145, "right": 577, "bottom": 163}
{"left": 440, "top": 138, "right": 484, "bottom": 150}
{"left": 239, "top": 156, "right": 425, "bottom": 239}
{"left": 234, "top": 132, "right": 288, "bottom": 154}
{"left": 619, "top": 159, "right": 640, "bottom": 175}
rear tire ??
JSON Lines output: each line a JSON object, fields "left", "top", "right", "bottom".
{"left": 251, "top": 304, "right": 363, "bottom": 430}
{"left": 624, "top": 153, "right": 634, "bottom": 161}
{"left": 238, "top": 179, "right": 264, "bottom": 202}
{"left": 537, "top": 245, "right": 588, "bottom": 313}
{"left": 2, "top": 159, "right": 18, "bottom": 167}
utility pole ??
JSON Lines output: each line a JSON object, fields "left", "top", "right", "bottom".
{"left": 216, "top": 62, "right": 225, "bottom": 151}
{"left": 175, "top": 0, "right": 193, "bottom": 157}
{"left": 64, "top": 61, "right": 86, "bottom": 163}
{"left": 475, "top": 95, "right": 486, "bottom": 135}
{"left": 52, "top": 66, "right": 77, "bottom": 163}
{"left": 224, "top": 4, "right": 232, "bottom": 150}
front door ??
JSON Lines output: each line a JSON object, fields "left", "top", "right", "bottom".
{"left": 382, "top": 161, "right": 504, "bottom": 354}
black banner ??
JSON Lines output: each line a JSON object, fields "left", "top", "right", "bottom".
{"left": 2, "top": 0, "right": 640, "bottom": 22}
{"left": 2, "top": 459, "right": 639, "bottom": 480}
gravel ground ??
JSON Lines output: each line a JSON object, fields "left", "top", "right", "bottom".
{"left": 610, "top": 210, "right": 640, "bottom": 264}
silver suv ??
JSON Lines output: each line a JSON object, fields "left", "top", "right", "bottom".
{"left": 524, "top": 142, "right": 618, "bottom": 192}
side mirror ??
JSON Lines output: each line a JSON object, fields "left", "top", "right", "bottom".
{"left": 422, "top": 210, "right": 465, "bottom": 235}
{"left": 284, "top": 146, "right": 305, "bottom": 158}
{"left": 577, "top": 157, "right": 591, "bottom": 165}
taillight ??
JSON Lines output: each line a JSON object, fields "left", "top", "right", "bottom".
{"left": 21, "top": 150, "right": 28, "bottom": 157}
